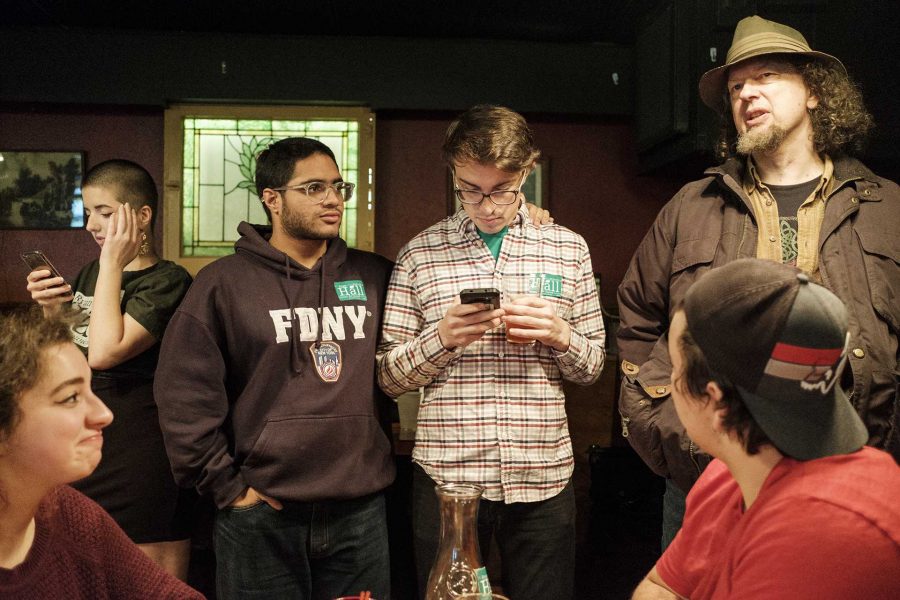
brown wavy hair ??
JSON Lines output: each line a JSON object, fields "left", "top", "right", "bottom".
{"left": 0, "top": 307, "right": 73, "bottom": 443}
{"left": 442, "top": 105, "right": 541, "bottom": 171}
{"left": 716, "top": 55, "right": 874, "bottom": 161}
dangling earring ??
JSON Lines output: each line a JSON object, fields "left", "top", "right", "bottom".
{"left": 139, "top": 232, "right": 150, "bottom": 256}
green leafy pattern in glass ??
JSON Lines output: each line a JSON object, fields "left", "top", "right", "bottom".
{"left": 181, "top": 118, "right": 360, "bottom": 256}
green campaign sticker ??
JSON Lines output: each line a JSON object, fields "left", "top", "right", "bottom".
{"left": 541, "top": 274, "right": 563, "bottom": 298}
{"left": 334, "top": 280, "right": 367, "bottom": 301}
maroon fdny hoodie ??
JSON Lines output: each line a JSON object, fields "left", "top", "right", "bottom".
{"left": 155, "top": 222, "right": 395, "bottom": 508}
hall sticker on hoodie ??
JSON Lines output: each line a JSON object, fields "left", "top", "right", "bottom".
{"left": 334, "top": 280, "right": 367, "bottom": 301}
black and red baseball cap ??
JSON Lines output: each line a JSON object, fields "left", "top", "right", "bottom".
{"left": 683, "top": 259, "right": 868, "bottom": 460}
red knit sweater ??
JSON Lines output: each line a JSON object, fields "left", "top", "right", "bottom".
{"left": 0, "top": 486, "right": 203, "bottom": 599}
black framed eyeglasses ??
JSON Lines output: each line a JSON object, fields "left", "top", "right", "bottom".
{"left": 453, "top": 171, "right": 527, "bottom": 206}
{"left": 272, "top": 181, "right": 355, "bottom": 203}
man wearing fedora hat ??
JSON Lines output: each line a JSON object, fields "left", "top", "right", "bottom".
{"left": 631, "top": 259, "right": 900, "bottom": 599}
{"left": 618, "top": 15, "right": 899, "bottom": 548}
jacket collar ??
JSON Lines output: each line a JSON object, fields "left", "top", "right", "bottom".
{"left": 829, "top": 155, "right": 882, "bottom": 202}
{"left": 704, "top": 155, "right": 883, "bottom": 203}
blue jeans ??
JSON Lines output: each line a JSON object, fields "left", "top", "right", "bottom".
{"left": 214, "top": 492, "right": 390, "bottom": 600}
{"left": 411, "top": 464, "right": 575, "bottom": 600}
{"left": 661, "top": 478, "right": 686, "bottom": 551}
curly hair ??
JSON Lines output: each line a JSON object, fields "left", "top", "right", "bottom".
{"left": 715, "top": 55, "right": 874, "bottom": 161}
{"left": 0, "top": 307, "right": 73, "bottom": 443}
{"left": 675, "top": 320, "right": 772, "bottom": 455}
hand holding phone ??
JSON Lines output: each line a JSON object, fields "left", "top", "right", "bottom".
{"left": 23, "top": 251, "right": 73, "bottom": 311}
{"left": 21, "top": 250, "right": 66, "bottom": 282}
{"left": 437, "top": 288, "right": 503, "bottom": 350}
{"left": 459, "top": 288, "right": 500, "bottom": 310}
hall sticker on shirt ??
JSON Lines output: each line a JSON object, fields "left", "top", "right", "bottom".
{"left": 334, "top": 280, "right": 367, "bottom": 301}
{"left": 528, "top": 273, "right": 563, "bottom": 298}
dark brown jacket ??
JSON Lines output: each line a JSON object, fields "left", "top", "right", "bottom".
{"left": 617, "top": 156, "right": 899, "bottom": 492}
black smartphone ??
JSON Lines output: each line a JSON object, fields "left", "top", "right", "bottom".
{"left": 21, "top": 250, "right": 67, "bottom": 284}
{"left": 459, "top": 287, "right": 500, "bottom": 309}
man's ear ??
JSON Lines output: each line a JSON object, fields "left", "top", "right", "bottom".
{"left": 806, "top": 92, "right": 819, "bottom": 110}
{"left": 261, "top": 189, "right": 280, "bottom": 216}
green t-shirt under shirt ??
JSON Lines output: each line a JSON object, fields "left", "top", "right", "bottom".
{"left": 477, "top": 226, "right": 509, "bottom": 261}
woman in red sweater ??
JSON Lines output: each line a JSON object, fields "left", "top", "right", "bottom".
{"left": 0, "top": 309, "right": 202, "bottom": 599}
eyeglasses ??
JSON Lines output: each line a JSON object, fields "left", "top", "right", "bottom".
{"left": 272, "top": 181, "right": 355, "bottom": 203}
{"left": 453, "top": 171, "right": 526, "bottom": 206}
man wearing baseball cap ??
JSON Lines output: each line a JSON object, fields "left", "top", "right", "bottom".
{"left": 618, "top": 15, "right": 900, "bottom": 548}
{"left": 632, "top": 259, "right": 900, "bottom": 599}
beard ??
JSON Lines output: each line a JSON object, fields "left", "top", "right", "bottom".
{"left": 736, "top": 124, "right": 787, "bottom": 155}
{"left": 280, "top": 202, "right": 341, "bottom": 241}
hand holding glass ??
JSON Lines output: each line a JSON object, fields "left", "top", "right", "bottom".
{"left": 501, "top": 276, "right": 540, "bottom": 344}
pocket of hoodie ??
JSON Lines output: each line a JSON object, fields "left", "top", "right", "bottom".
{"left": 241, "top": 414, "right": 390, "bottom": 490}
{"left": 856, "top": 227, "right": 900, "bottom": 335}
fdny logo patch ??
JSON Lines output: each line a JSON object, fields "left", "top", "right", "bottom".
{"left": 309, "top": 341, "right": 342, "bottom": 382}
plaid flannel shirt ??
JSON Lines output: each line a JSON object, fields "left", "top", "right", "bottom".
{"left": 377, "top": 205, "right": 605, "bottom": 502}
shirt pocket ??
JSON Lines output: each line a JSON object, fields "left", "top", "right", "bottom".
{"left": 539, "top": 272, "right": 575, "bottom": 318}
{"left": 672, "top": 236, "right": 719, "bottom": 273}
{"left": 671, "top": 236, "right": 719, "bottom": 297}
{"left": 856, "top": 227, "right": 900, "bottom": 335}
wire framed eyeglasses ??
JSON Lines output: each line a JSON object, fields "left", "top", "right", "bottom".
{"left": 272, "top": 181, "right": 355, "bottom": 203}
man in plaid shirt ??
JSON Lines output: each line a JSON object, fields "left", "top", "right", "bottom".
{"left": 377, "top": 105, "right": 605, "bottom": 599}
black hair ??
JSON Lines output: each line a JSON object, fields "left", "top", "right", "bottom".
{"left": 254, "top": 137, "right": 338, "bottom": 222}
{"left": 82, "top": 159, "right": 159, "bottom": 229}
{"left": 676, "top": 322, "right": 772, "bottom": 455}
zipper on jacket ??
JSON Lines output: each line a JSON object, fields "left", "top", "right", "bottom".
{"left": 621, "top": 415, "right": 630, "bottom": 438}
{"left": 689, "top": 440, "right": 702, "bottom": 474}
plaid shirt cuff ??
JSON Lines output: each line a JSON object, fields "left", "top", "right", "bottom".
{"left": 421, "top": 324, "right": 463, "bottom": 366}
{"left": 553, "top": 327, "right": 597, "bottom": 377}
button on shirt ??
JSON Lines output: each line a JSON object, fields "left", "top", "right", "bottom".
{"left": 376, "top": 205, "right": 605, "bottom": 503}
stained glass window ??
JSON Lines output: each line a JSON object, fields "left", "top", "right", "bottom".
{"left": 163, "top": 106, "right": 374, "bottom": 274}
{"left": 181, "top": 118, "right": 360, "bottom": 256}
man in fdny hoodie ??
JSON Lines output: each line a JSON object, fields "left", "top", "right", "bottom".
{"left": 155, "top": 137, "right": 395, "bottom": 600}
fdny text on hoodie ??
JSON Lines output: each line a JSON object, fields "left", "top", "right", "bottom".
{"left": 269, "top": 306, "right": 370, "bottom": 342}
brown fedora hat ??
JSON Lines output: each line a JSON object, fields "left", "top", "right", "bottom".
{"left": 698, "top": 15, "right": 846, "bottom": 112}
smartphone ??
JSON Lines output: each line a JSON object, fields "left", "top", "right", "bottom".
{"left": 21, "top": 250, "right": 67, "bottom": 284}
{"left": 459, "top": 287, "right": 500, "bottom": 309}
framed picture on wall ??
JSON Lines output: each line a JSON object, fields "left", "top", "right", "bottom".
{"left": 0, "top": 150, "right": 85, "bottom": 229}
{"left": 447, "top": 159, "right": 549, "bottom": 216}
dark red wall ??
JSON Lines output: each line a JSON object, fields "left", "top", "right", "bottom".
{"left": 2, "top": 106, "right": 682, "bottom": 308}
